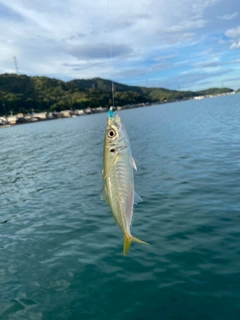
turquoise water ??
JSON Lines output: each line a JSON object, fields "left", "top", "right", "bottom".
{"left": 1, "top": 95, "right": 240, "bottom": 319}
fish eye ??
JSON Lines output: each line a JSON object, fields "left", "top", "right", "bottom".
{"left": 107, "top": 129, "right": 116, "bottom": 138}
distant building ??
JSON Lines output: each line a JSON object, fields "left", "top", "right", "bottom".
{"left": 84, "top": 108, "right": 92, "bottom": 114}
{"left": 193, "top": 96, "right": 205, "bottom": 100}
{"left": 61, "top": 111, "right": 71, "bottom": 118}
{"left": 35, "top": 112, "right": 47, "bottom": 120}
{"left": 75, "top": 110, "right": 84, "bottom": 115}
{"left": 7, "top": 115, "right": 17, "bottom": 124}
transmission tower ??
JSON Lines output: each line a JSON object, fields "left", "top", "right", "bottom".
{"left": 13, "top": 56, "right": 19, "bottom": 74}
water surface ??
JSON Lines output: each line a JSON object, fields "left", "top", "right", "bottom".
{"left": 1, "top": 94, "right": 240, "bottom": 319}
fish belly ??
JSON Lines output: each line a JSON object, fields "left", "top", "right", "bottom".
{"left": 107, "top": 153, "right": 134, "bottom": 234}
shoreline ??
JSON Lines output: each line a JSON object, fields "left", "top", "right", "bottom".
{"left": 0, "top": 91, "right": 236, "bottom": 128}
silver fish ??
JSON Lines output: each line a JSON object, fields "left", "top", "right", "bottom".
{"left": 102, "top": 111, "right": 148, "bottom": 256}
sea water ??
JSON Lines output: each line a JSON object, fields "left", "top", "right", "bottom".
{"left": 1, "top": 94, "right": 240, "bottom": 319}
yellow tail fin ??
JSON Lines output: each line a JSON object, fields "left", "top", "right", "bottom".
{"left": 123, "top": 234, "right": 149, "bottom": 256}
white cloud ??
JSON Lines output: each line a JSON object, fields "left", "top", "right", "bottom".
{"left": 168, "top": 20, "right": 206, "bottom": 33}
{"left": 230, "top": 41, "right": 240, "bottom": 49}
{"left": 225, "top": 26, "right": 240, "bottom": 50}
{"left": 1, "top": 0, "right": 240, "bottom": 90}
{"left": 218, "top": 12, "right": 238, "bottom": 20}
{"left": 225, "top": 26, "right": 240, "bottom": 38}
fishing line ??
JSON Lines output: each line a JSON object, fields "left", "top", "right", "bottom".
{"left": 107, "top": 0, "right": 115, "bottom": 111}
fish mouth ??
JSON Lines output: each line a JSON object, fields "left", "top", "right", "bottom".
{"left": 107, "top": 113, "right": 121, "bottom": 126}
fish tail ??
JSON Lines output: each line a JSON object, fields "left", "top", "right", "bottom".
{"left": 123, "top": 234, "right": 149, "bottom": 256}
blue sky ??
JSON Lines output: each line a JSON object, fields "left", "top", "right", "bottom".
{"left": 0, "top": 0, "right": 240, "bottom": 90}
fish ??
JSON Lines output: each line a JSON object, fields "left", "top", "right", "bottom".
{"left": 102, "top": 110, "right": 148, "bottom": 256}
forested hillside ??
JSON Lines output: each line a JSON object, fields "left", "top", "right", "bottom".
{"left": 0, "top": 73, "right": 234, "bottom": 115}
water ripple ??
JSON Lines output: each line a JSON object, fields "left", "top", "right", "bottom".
{"left": 1, "top": 96, "right": 240, "bottom": 319}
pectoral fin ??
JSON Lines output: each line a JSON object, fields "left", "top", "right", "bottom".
{"left": 134, "top": 191, "right": 143, "bottom": 205}
{"left": 101, "top": 185, "right": 110, "bottom": 205}
{"left": 131, "top": 157, "right": 137, "bottom": 171}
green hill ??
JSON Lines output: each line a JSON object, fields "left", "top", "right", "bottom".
{"left": 196, "top": 88, "right": 234, "bottom": 95}
{"left": 0, "top": 73, "right": 235, "bottom": 115}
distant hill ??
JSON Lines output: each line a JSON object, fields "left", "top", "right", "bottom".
{"left": 196, "top": 88, "right": 235, "bottom": 95}
{"left": 0, "top": 73, "right": 235, "bottom": 115}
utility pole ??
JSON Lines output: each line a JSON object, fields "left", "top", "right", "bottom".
{"left": 13, "top": 56, "right": 19, "bottom": 74}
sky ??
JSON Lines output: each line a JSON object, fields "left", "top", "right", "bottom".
{"left": 0, "top": 0, "right": 240, "bottom": 91}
